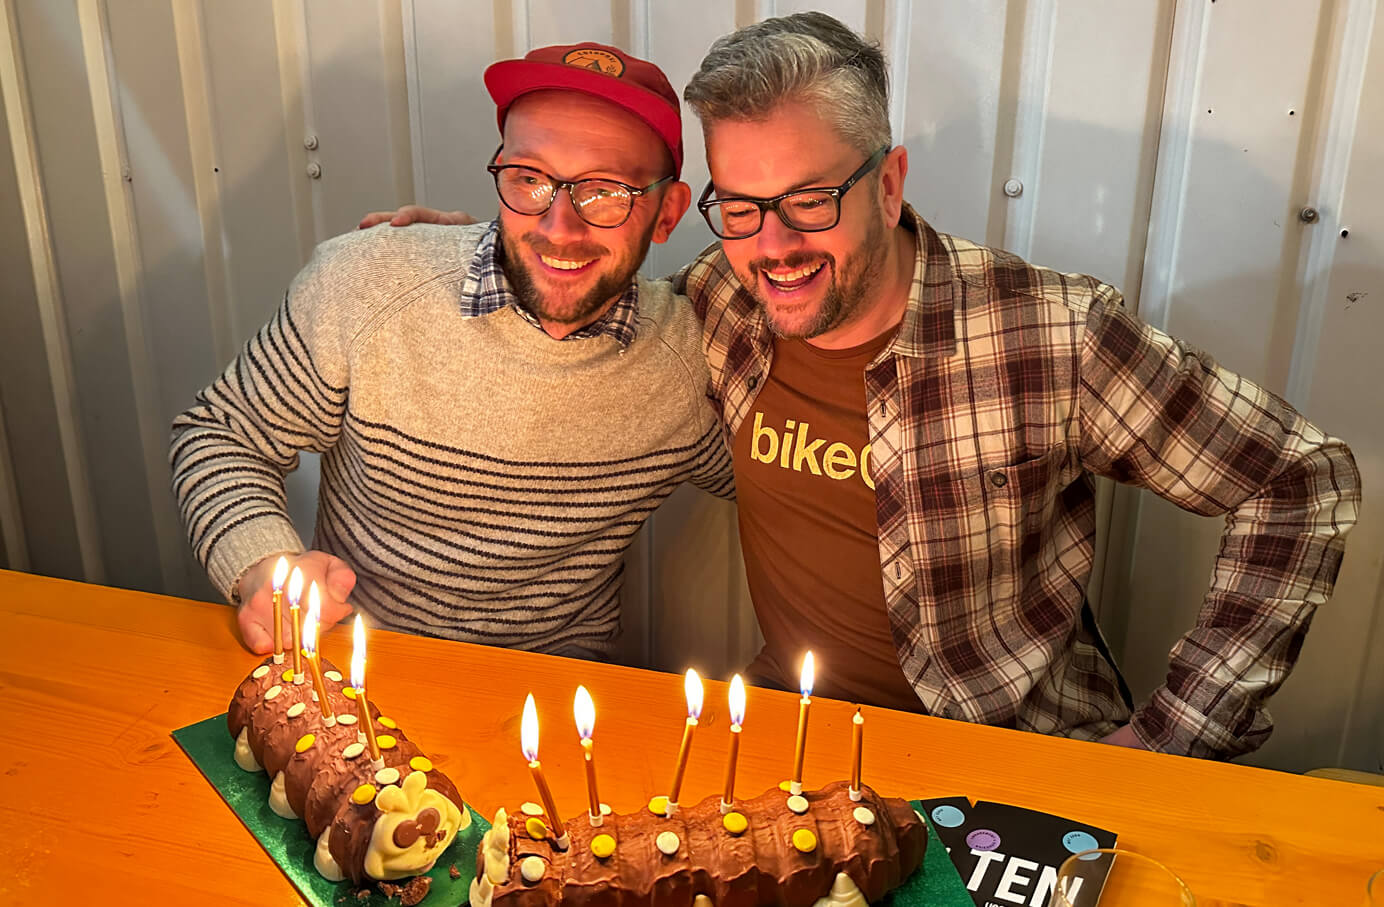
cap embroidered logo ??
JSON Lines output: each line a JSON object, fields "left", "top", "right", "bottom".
{"left": 562, "top": 48, "right": 624, "bottom": 77}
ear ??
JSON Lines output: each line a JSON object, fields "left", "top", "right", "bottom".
{"left": 651, "top": 180, "right": 692, "bottom": 244}
{"left": 878, "top": 146, "right": 908, "bottom": 228}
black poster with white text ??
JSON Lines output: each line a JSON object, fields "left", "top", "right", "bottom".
{"left": 919, "top": 797, "right": 1117, "bottom": 907}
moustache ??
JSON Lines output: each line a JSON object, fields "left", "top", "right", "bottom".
{"left": 749, "top": 252, "right": 834, "bottom": 277}
{"left": 521, "top": 232, "right": 606, "bottom": 261}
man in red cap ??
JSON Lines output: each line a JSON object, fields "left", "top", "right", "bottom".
{"left": 170, "top": 43, "right": 733, "bottom": 659}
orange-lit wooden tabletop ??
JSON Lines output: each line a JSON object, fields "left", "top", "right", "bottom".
{"left": 1, "top": 569, "right": 1379, "bottom": 905}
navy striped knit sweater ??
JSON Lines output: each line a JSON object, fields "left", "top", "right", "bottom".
{"left": 170, "top": 223, "right": 733, "bottom": 656}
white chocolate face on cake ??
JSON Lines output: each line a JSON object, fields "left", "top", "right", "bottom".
{"left": 364, "top": 769, "right": 465, "bottom": 880}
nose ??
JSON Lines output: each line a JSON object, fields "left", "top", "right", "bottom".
{"left": 753, "top": 207, "right": 806, "bottom": 261}
{"left": 538, "top": 186, "right": 591, "bottom": 244}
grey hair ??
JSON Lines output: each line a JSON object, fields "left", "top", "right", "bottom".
{"left": 683, "top": 12, "right": 891, "bottom": 154}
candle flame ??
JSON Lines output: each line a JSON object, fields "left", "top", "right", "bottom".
{"left": 521, "top": 693, "right": 540, "bottom": 762}
{"left": 685, "top": 668, "right": 704, "bottom": 719}
{"left": 272, "top": 556, "right": 290, "bottom": 591}
{"left": 728, "top": 674, "right": 746, "bottom": 726}
{"left": 799, "top": 651, "right": 815, "bottom": 698}
{"left": 574, "top": 685, "right": 596, "bottom": 740}
{"left": 351, "top": 613, "right": 366, "bottom": 691}
{"left": 287, "top": 566, "right": 304, "bottom": 607}
{"left": 302, "top": 582, "right": 321, "bottom": 655}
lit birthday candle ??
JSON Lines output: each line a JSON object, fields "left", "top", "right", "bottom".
{"left": 271, "top": 556, "right": 290, "bottom": 664}
{"left": 351, "top": 614, "right": 383, "bottom": 769}
{"left": 522, "top": 693, "right": 569, "bottom": 849}
{"left": 667, "top": 668, "right": 703, "bottom": 815}
{"left": 720, "top": 674, "right": 746, "bottom": 814}
{"left": 287, "top": 566, "right": 305, "bottom": 681}
{"left": 301, "top": 583, "right": 335, "bottom": 726}
{"left": 573, "top": 686, "right": 603, "bottom": 826}
{"left": 790, "top": 651, "right": 814, "bottom": 795}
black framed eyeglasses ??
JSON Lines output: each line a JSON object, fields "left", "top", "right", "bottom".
{"left": 486, "top": 146, "right": 674, "bottom": 229}
{"left": 696, "top": 146, "right": 889, "bottom": 239}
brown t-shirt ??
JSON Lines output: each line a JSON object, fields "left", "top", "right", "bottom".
{"left": 733, "top": 328, "right": 923, "bottom": 712}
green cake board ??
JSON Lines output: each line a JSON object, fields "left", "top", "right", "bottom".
{"left": 173, "top": 713, "right": 487, "bottom": 906}
{"left": 887, "top": 806, "right": 973, "bottom": 907}
{"left": 175, "top": 714, "right": 971, "bottom": 906}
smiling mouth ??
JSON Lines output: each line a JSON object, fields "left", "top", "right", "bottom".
{"left": 762, "top": 261, "right": 827, "bottom": 292}
{"left": 539, "top": 253, "right": 596, "bottom": 271}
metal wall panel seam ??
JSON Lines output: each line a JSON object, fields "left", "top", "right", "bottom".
{"left": 630, "top": 0, "right": 650, "bottom": 56}
{"left": 1135, "top": 0, "right": 1211, "bottom": 333}
{"left": 170, "top": 0, "right": 236, "bottom": 367}
{"left": 1290, "top": 0, "right": 1382, "bottom": 770}
{"left": 401, "top": 0, "right": 427, "bottom": 204}
{"left": 1000, "top": 0, "right": 1058, "bottom": 260}
{"left": 882, "top": 0, "right": 909, "bottom": 148}
{"left": 0, "top": 391, "right": 30, "bottom": 571}
{"left": 1284, "top": 0, "right": 1377, "bottom": 409}
{"left": 273, "top": 0, "right": 319, "bottom": 254}
{"left": 78, "top": 0, "right": 185, "bottom": 592}
{"left": 378, "top": 0, "right": 415, "bottom": 208}
{"left": 0, "top": 0, "right": 105, "bottom": 582}
{"left": 512, "top": 0, "right": 530, "bottom": 55}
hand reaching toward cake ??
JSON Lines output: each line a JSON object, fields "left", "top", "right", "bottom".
{"left": 236, "top": 551, "right": 356, "bottom": 654}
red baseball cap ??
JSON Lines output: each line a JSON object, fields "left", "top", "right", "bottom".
{"left": 485, "top": 42, "right": 684, "bottom": 178}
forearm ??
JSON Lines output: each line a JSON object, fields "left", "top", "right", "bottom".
{"left": 170, "top": 402, "right": 306, "bottom": 600}
{"left": 171, "top": 291, "right": 349, "bottom": 598}
{"left": 1130, "top": 435, "right": 1360, "bottom": 758}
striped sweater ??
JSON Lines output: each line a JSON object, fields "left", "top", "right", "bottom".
{"left": 170, "top": 223, "right": 733, "bottom": 656}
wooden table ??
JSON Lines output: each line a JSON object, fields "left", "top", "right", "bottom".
{"left": 1, "top": 570, "right": 1380, "bottom": 905}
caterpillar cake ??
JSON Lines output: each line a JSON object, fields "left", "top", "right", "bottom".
{"left": 228, "top": 655, "right": 470, "bottom": 894}
{"left": 469, "top": 780, "right": 927, "bottom": 907}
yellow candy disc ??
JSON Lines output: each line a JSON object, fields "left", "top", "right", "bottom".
{"left": 351, "top": 783, "right": 377, "bottom": 805}
{"left": 778, "top": 780, "right": 793, "bottom": 792}
{"left": 342, "top": 686, "right": 358, "bottom": 700}
{"left": 294, "top": 733, "right": 316, "bottom": 753}
{"left": 284, "top": 669, "right": 299, "bottom": 683}
{"left": 647, "top": 795, "right": 669, "bottom": 817}
{"left": 377, "top": 734, "right": 397, "bottom": 750}
{"left": 525, "top": 817, "right": 550, "bottom": 840}
{"left": 409, "top": 756, "right": 433, "bottom": 773}
{"left": 792, "top": 829, "right": 818, "bottom": 853}
{"left": 722, "top": 812, "right": 748, "bottom": 835}
{"left": 590, "top": 834, "right": 616, "bottom": 859}
{"left": 378, "top": 716, "right": 397, "bottom": 729}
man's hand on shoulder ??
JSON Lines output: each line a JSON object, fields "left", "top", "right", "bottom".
{"left": 235, "top": 551, "right": 357, "bottom": 654}
{"left": 357, "top": 205, "right": 479, "bottom": 230}
{"left": 1099, "top": 723, "right": 1149, "bottom": 750}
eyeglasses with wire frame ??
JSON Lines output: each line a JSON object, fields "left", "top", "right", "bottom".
{"left": 486, "top": 146, "right": 675, "bottom": 229}
{"left": 696, "top": 145, "right": 889, "bottom": 240}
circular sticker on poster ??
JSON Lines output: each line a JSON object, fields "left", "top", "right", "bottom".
{"left": 562, "top": 48, "right": 625, "bottom": 77}
{"left": 931, "top": 805, "right": 966, "bottom": 828}
{"left": 1063, "top": 830, "right": 1102, "bottom": 860}
{"left": 966, "top": 829, "right": 1001, "bottom": 851}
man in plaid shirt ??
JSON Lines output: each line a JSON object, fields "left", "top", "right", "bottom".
{"left": 670, "top": 13, "right": 1360, "bottom": 760}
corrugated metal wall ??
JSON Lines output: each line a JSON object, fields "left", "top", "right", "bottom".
{"left": 1, "top": 0, "right": 1379, "bottom": 774}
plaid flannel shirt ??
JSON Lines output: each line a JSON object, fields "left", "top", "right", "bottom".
{"left": 462, "top": 221, "right": 640, "bottom": 348}
{"left": 673, "top": 204, "right": 1359, "bottom": 759}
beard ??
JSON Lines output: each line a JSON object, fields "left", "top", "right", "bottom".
{"left": 499, "top": 223, "right": 655, "bottom": 328}
{"left": 740, "top": 199, "right": 889, "bottom": 341}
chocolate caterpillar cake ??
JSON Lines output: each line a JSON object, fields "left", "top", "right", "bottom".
{"left": 470, "top": 780, "right": 926, "bottom": 907}
{"left": 228, "top": 656, "right": 470, "bottom": 891}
